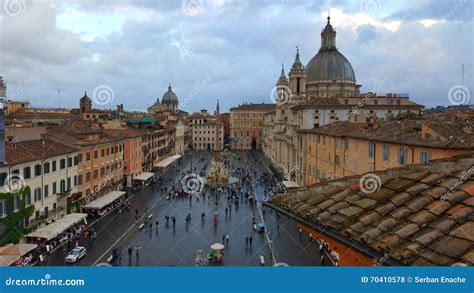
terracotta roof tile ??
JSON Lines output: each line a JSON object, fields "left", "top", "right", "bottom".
{"left": 408, "top": 210, "right": 436, "bottom": 226}
{"left": 432, "top": 236, "right": 472, "bottom": 258}
{"left": 270, "top": 154, "right": 474, "bottom": 266}
{"left": 391, "top": 207, "right": 411, "bottom": 220}
{"left": 449, "top": 221, "right": 474, "bottom": 242}
{"left": 445, "top": 191, "right": 469, "bottom": 204}
{"left": 366, "top": 188, "right": 396, "bottom": 201}
{"left": 431, "top": 218, "right": 457, "bottom": 234}
{"left": 394, "top": 223, "right": 420, "bottom": 238}
{"left": 425, "top": 200, "right": 452, "bottom": 215}
{"left": 420, "top": 173, "right": 445, "bottom": 185}
{"left": 384, "top": 178, "right": 414, "bottom": 191}
{"left": 422, "top": 186, "right": 448, "bottom": 199}
{"left": 359, "top": 211, "right": 381, "bottom": 226}
{"left": 374, "top": 202, "right": 396, "bottom": 216}
{"left": 406, "top": 196, "right": 432, "bottom": 213}
{"left": 377, "top": 217, "right": 398, "bottom": 232}
{"left": 338, "top": 206, "right": 363, "bottom": 218}
{"left": 462, "top": 183, "right": 474, "bottom": 196}
{"left": 448, "top": 206, "right": 472, "bottom": 223}
{"left": 389, "top": 192, "right": 412, "bottom": 207}
{"left": 461, "top": 249, "right": 474, "bottom": 265}
{"left": 415, "top": 230, "right": 443, "bottom": 247}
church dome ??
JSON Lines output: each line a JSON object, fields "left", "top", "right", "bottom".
{"left": 306, "top": 16, "right": 356, "bottom": 83}
{"left": 306, "top": 50, "right": 355, "bottom": 82}
{"left": 162, "top": 84, "right": 179, "bottom": 104}
{"left": 80, "top": 91, "right": 91, "bottom": 103}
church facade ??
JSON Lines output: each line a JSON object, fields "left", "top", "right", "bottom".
{"left": 261, "top": 16, "right": 423, "bottom": 187}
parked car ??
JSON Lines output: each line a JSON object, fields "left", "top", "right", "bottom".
{"left": 65, "top": 246, "right": 86, "bottom": 263}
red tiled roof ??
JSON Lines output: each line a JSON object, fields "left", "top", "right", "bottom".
{"left": 271, "top": 154, "right": 474, "bottom": 266}
{"left": 2, "top": 139, "right": 78, "bottom": 166}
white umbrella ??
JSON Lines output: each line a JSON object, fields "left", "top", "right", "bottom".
{"left": 210, "top": 243, "right": 224, "bottom": 250}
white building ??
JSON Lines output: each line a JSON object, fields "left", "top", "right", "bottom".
{"left": 189, "top": 113, "right": 224, "bottom": 151}
{"left": 0, "top": 139, "right": 80, "bottom": 226}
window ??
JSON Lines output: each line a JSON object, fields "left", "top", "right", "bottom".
{"left": 368, "top": 142, "right": 375, "bottom": 158}
{"left": 34, "top": 164, "right": 42, "bottom": 177}
{"left": 420, "top": 152, "right": 432, "bottom": 164}
{"left": 34, "top": 188, "right": 42, "bottom": 202}
{"left": 0, "top": 200, "right": 5, "bottom": 217}
{"left": 52, "top": 160, "right": 57, "bottom": 171}
{"left": 94, "top": 150, "right": 98, "bottom": 159}
{"left": 68, "top": 157, "right": 73, "bottom": 167}
{"left": 52, "top": 182, "right": 57, "bottom": 194}
{"left": 382, "top": 144, "right": 390, "bottom": 161}
{"left": 60, "top": 180, "right": 66, "bottom": 193}
{"left": 335, "top": 155, "right": 340, "bottom": 165}
{"left": 398, "top": 147, "right": 408, "bottom": 165}
{"left": 86, "top": 152, "right": 91, "bottom": 161}
{"left": 13, "top": 195, "right": 19, "bottom": 211}
{"left": 25, "top": 190, "right": 31, "bottom": 206}
{"left": 60, "top": 159, "right": 66, "bottom": 169}
{"left": 23, "top": 167, "right": 31, "bottom": 179}
{"left": 44, "top": 185, "right": 49, "bottom": 198}
{"left": 344, "top": 139, "right": 349, "bottom": 150}
{"left": 101, "top": 149, "right": 105, "bottom": 157}
{"left": 43, "top": 162, "right": 50, "bottom": 174}
{"left": 67, "top": 177, "right": 71, "bottom": 189}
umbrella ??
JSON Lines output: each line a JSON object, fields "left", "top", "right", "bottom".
{"left": 257, "top": 223, "right": 265, "bottom": 229}
{"left": 210, "top": 243, "right": 224, "bottom": 250}
{"left": 0, "top": 244, "right": 37, "bottom": 266}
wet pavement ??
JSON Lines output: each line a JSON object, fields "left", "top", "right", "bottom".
{"left": 41, "top": 150, "right": 323, "bottom": 266}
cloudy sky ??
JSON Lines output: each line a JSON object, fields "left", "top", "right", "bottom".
{"left": 0, "top": 0, "right": 472, "bottom": 113}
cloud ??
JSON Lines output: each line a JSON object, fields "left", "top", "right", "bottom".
{"left": 0, "top": 0, "right": 472, "bottom": 112}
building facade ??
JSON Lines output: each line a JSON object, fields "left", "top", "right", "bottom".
{"left": 262, "top": 16, "right": 424, "bottom": 186}
{"left": 230, "top": 103, "right": 275, "bottom": 150}
{"left": 189, "top": 113, "right": 224, "bottom": 151}
{"left": 46, "top": 123, "right": 125, "bottom": 201}
{"left": 301, "top": 120, "right": 473, "bottom": 186}
{"left": 0, "top": 139, "right": 80, "bottom": 226}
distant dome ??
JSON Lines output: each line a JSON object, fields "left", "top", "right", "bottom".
{"left": 162, "top": 84, "right": 179, "bottom": 105}
{"left": 80, "top": 91, "right": 91, "bottom": 103}
{"left": 306, "top": 16, "right": 356, "bottom": 83}
{"left": 306, "top": 50, "right": 355, "bottom": 82}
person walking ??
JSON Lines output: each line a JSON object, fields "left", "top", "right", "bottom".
{"left": 172, "top": 217, "right": 176, "bottom": 227}
{"left": 299, "top": 228, "right": 302, "bottom": 240}
{"left": 225, "top": 234, "right": 229, "bottom": 245}
{"left": 309, "top": 233, "right": 312, "bottom": 242}
{"left": 155, "top": 220, "right": 159, "bottom": 231}
{"left": 320, "top": 254, "right": 325, "bottom": 266}
{"left": 245, "top": 235, "right": 249, "bottom": 246}
{"left": 222, "top": 234, "right": 226, "bottom": 244}
{"left": 128, "top": 247, "right": 132, "bottom": 262}
{"left": 249, "top": 235, "right": 253, "bottom": 246}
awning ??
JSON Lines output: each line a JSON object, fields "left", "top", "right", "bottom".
{"left": 134, "top": 172, "right": 154, "bottom": 181}
{"left": 0, "top": 244, "right": 37, "bottom": 266}
{"left": 82, "top": 191, "right": 126, "bottom": 210}
{"left": 26, "top": 213, "right": 88, "bottom": 240}
{"left": 282, "top": 180, "right": 300, "bottom": 188}
{"left": 154, "top": 154, "right": 182, "bottom": 168}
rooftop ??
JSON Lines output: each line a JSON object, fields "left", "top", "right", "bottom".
{"left": 229, "top": 103, "right": 276, "bottom": 112}
{"left": 299, "top": 120, "right": 473, "bottom": 149}
{"left": 2, "top": 139, "right": 78, "bottom": 166}
{"left": 270, "top": 154, "right": 474, "bottom": 266}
